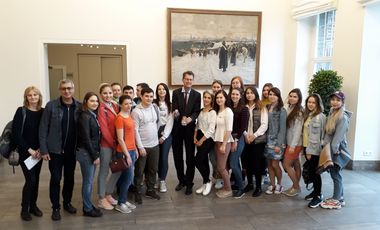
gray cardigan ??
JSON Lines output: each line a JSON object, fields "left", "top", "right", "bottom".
{"left": 323, "top": 110, "right": 352, "bottom": 168}
{"left": 286, "top": 108, "right": 304, "bottom": 147}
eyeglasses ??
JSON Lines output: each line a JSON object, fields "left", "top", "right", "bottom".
{"left": 60, "top": 87, "right": 73, "bottom": 91}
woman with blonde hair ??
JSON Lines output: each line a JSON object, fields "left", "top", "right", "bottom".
{"left": 320, "top": 91, "right": 352, "bottom": 210}
{"left": 12, "top": 86, "right": 44, "bottom": 221}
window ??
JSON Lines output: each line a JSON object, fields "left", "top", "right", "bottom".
{"left": 313, "top": 10, "right": 336, "bottom": 73}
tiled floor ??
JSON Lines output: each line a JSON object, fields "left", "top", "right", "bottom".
{"left": 1, "top": 155, "right": 380, "bottom": 230}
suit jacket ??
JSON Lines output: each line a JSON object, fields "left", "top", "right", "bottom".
{"left": 172, "top": 87, "right": 201, "bottom": 126}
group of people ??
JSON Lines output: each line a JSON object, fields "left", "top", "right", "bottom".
{"left": 11, "top": 71, "right": 351, "bottom": 222}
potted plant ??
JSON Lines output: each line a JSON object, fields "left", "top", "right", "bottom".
{"left": 308, "top": 69, "right": 343, "bottom": 114}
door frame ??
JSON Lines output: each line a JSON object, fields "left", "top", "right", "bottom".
{"left": 39, "top": 39, "right": 129, "bottom": 103}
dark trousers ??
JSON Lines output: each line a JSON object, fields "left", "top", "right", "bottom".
{"left": 134, "top": 145, "right": 159, "bottom": 192}
{"left": 20, "top": 157, "right": 43, "bottom": 212}
{"left": 172, "top": 123, "right": 196, "bottom": 186}
{"left": 48, "top": 152, "right": 76, "bottom": 210}
{"left": 307, "top": 154, "right": 322, "bottom": 198}
{"left": 244, "top": 142, "right": 266, "bottom": 189}
{"left": 195, "top": 131, "right": 214, "bottom": 184}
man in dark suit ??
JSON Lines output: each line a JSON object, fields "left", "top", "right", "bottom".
{"left": 172, "top": 71, "right": 201, "bottom": 195}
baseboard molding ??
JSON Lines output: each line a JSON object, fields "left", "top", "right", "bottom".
{"left": 346, "top": 160, "right": 380, "bottom": 171}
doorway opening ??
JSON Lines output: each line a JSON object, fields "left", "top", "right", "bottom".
{"left": 46, "top": 43, "right": 127, "bottom": 100}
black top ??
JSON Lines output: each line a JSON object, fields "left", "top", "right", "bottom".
{"left": 77, "top": 110, "right": 101, "bottom": 161}
{"left": 232, "top": 106, "right": 249, "bottom": 140}
{"left": 12, "top": 106, "right": 44, "bottom": 159}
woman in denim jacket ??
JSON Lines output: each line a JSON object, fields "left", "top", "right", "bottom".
{"left": 320, "top": 91, "right": 352, "bottom": 210}
{"left": 303, "top": 93, "right": 326, "bottom": 208}
{"left": 264, "top": 87, "right": 287, "bottom": 195}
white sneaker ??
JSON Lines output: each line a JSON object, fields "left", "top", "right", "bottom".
{"left": 115, "top": 203, "right": 131, "bottom": 214}
{"left": 274, "top": 184, "right": 283, "bottom": 194}
{"left": 159, "top": 180, "right": 167, "bottom": 193}
{"left": 202, "top": 181, "right": 212, "bottom": 196}
{"left": 125, "top": 201, "right": 136, "bottom": 210}
{"left": 214, "top": 179, "right": 224, "bottom": 189}
{"left": 265, "top": 185, "right": 274, "bottom": 195}
{"left": 196, "top": 184, "right": 206, "bottom": 194}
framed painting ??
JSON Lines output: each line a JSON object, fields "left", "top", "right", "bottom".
{"left": 168, "top": 8, "right": 262, "bottom": 86}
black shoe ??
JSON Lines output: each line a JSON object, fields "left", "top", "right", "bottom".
{"left": 135, "top": 192, "right": 143, "bottom": 204}
{"left": 21, "top": 211, "right": 32, "bottom": 221}
{"left": 308, "top": 196, "right": 323, "bottom": 208}
{"left": 243, "top": 184, "right": 253, "bottom": 193}
{"left": 252, "top": 188, "right": 262, "bottom": 197}
{"left": 83, "top": 209, "right": 103, "bottom": 217}
{"left": 304, "top": 192, "right": 315, "bottom": 201}
{"left": 129, "top": 184, "right": 137, "bottom": 193}
{"left": 231, "top": 184, "right": 239, "bottom": 191}
{"left": 29, "top": 206, "right": 43, "bottom": 217}
{"left": 63, "top": 203, "right": 77, "bottom": 214}
{"left": 185, "top": 186, "right": 193, "bottom": 195}
{"left": 51, "top": 209, "right": 61, "bottom": 221}
{"left": 175, "top": 183, "right": 185, "bottom": 191}
{"left": 146, "top": 190, "right": 161, "bottom": 200}
{"left": 233, "top": 190, "right": 245, "bottom": 199}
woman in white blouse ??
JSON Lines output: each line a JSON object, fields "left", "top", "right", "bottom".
{"left": 194, "top": 91, "right": 216, "bottom": 196}
{"left": 242, "top": 86, "right": 268, "bottom": 197}
{"left": 154, "top": 83, "right": 174, "bottom": 193}
{"left": 213, "top": 90, "right": 234, "bottom": 198}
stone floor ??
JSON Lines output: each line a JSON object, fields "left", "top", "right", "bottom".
{"left": 1, "top": 155, "right": 380, "bottom": 230}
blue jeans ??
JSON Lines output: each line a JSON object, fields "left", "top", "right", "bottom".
{"left": 158, "top": 135, "right": 172, "bottom": 181}
{"left": 76, "top": 149, "right": 96, "bottom": 212}
{"left": 229, "top": 135, "right": 246, "bottom": 190}
{"left": 330, "top": 164, "right": 344, "bottom": 200}
{"left": 117, "top": 150, "right": 136, "bottom": 204}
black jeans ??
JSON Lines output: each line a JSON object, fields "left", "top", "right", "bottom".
{"left": 172, "top": 122, "right": 196, "bottom": 187}
{"left": 244, "top": 142, "right": 266, "bottom": 188}
{"left": 20, "top": 157, "right": 43, "bottom": 212}
{"left": 195, "top": 130, "right": 214, "bottom": 184}
{"left": 48, "top": 152, "right": 76, "bottom": 209}
{"left": 307, "top": 154, "right": 322, "bottom": 198}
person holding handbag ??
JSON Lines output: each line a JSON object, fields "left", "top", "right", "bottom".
{"left": 264, "top": 87, "right": 287, "bottom": 195}
{"left": 105, "top": 95, "right": 137, "bottom": 213}
{"left": 97, "top": 83, "right": 120, "bottom": 210}
{"left": 76, "top": 92, "right": 102, "bottom": 217}
{"left": 13, "top": 86, "right": 44, "bottom": 221}
{"left": 320, "top": 91, "right": 352, "bottom": 210}
{"left": 303, "top": 93, "right": 326, "bottom": 208}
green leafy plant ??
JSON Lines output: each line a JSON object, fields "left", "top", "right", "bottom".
{"left": 308, "top": 70, "right": 343, "bottom": 114}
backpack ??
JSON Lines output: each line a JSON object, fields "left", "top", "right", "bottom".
{"left": 0, "top": 107, "right": 26, "bottom": 159}
{"left": 302, "top": 160, "right": 313, "bottom": 190}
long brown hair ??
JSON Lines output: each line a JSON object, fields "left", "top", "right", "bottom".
{"left": 244, "top": 86, "right": 262, "bottom": 110}
{"left": 267, "top": 87, "right": 284, "bottom": 111}
{"left": 261, "top": 82, "right": 273, "bottom": 100}
{"left": 286, "top": 88, "right": 303, "bottom": 128}
{"left": 304, "top": 93, "right": 324, "bottom": 119}
{"left": 154, "top": 83, "right": 172, "bottom": 112}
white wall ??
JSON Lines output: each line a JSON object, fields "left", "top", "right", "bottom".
{"left": 0, "top": 0, "right": 295, "bottom": 128}
{"left": 354, "top": 2, "right": 380, "bottom": 161}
